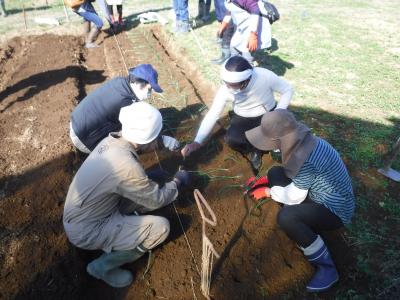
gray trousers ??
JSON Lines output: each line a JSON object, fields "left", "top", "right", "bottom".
{"left": 64, "top": 210, "right": 170, "bottom": 253}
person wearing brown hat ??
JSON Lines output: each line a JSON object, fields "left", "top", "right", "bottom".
{"left": 181, "top": 55, "right": 293, "bottom": 170}
{"left": 245, "top": 109, "right": 355, "bottom": 292}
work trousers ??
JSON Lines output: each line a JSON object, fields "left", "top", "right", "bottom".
{"left": 0, "top": 0, "right": 6, "bottom": 16}
{"left": 173, "top": 0, "right": 189, "bottom": 21}
{"left": 64, "top": 210, "right": 170, "bottom": 253}
{"left": 224, "top": 112, "right": 263, "bottom": 154}
{"left": 76, "top": 2, "right": 104, "bottom": 28}
{"left": 198, "top": 0, "right": 226, "bottom": 22}
{"left": 268, "top": 166, "right": 344, "bottom": 248}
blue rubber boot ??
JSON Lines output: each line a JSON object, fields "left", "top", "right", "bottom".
{"left": 302, "top": 235, "right": 339, "bottom": 292}
{"left": 86, "top": 248, "right": 145, "bottom": 287}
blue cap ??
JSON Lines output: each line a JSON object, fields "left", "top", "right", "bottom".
{"left": 129, "top": 64, "right": 163, "bottom": 93}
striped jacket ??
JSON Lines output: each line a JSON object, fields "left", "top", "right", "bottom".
{"left": 293, "top": 138, "right": 355, "bottom": 224}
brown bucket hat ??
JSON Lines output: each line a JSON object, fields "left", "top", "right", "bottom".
{"left": 245, "top": 109, "right": 317, "bottom": 178}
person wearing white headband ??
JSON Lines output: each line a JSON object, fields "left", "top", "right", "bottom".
{"left": 63, "top": 102, "right": 190, "bottom": 288}
{"left": 181, "top": 55, "right": 294, "bottom": 170}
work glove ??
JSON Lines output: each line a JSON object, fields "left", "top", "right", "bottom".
{"left": 162, "top": 135, "right": 181, "bottom": 151}
{"left": 181, "top": 142, "right": 201, "bottom": 158}
{"left": 250, "top": 187, "right": 270, "bottom": 201}
{"left": 217, "top": 20, "right": 230, "bottom": 38}
{"left": 245, "top": 176, "right": 269, "bottom": 190}
{"left": 173, "top": 170, "right": 191, "bottom": 188}
{"left": 247, "top": 32, "right": 258, "bottom": 52}
{"left": 146, "top": 168, "right": 169, "bottom": 183}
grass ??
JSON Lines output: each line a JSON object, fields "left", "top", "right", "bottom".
{"left": 1, "top": 0, "right": 400, "bottom": 298}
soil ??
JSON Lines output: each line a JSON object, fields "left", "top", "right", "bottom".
{"left": 0, "top": 28, "right": 358, "bottom": 300}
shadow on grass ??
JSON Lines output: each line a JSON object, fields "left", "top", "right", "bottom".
{"left": 2, "top": 106, "right": 399, "bottom": 299}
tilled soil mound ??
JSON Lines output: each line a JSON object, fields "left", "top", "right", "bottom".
{"left": 0, "top": 32, "right": 351, "bottom": 300}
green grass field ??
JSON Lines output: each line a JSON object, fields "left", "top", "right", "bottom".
{"left": 1, "top": 0, "right": 399, "bottom": 298}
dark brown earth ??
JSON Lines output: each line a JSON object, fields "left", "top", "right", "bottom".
{"left": 0, "top": 29, "right": 361, "bottom": 300}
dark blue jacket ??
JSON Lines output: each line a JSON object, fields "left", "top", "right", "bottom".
{"left": 71, "top": 76, "right": 138, "bottom": 150}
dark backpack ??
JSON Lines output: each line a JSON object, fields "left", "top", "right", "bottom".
{"left": 259, "top": 1, "right": 280, "bottom": 24}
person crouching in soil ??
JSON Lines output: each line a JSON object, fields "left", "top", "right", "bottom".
{"left": 181, "top": 55, "right": 293, "bottom": 171}
{"left": 69, "top": 64, "right": 181, "bottom": 155}
{"left": 63, "top": 102, "right": 190, "bottom": 288}
{"left": 244, "top": 109, "right": 355, "bottom": 292}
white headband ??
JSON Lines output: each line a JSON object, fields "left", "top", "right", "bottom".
{"left": 220, "top": 65, "right": 253, "bottom": 83}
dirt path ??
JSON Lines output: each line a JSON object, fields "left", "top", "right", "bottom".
{"left": 0, "top": 30, "right": 354, "bottom": 300}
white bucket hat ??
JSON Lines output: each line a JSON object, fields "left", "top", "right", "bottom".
{"left": 119, "top": 102, "right": 163, "bottom": 144}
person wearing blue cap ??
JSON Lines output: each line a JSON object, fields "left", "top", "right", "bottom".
{"left": 69, "top": 64, "right": 180, "bottom": 153}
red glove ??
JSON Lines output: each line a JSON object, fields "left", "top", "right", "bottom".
{"left": 250, "top": 187, "right": 271, "bottom": 200}
{"left": 245, "top": 176, "right": 269, "bottom": 190}
{"left": 247, "top": 32, "right": 258, "bottom": 52}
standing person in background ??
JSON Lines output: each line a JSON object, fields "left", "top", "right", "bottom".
{"left": 195, "top": 0, "right": 225, "bottom": 25}
{"left": 181, "top": 56, "right": 293, "bottom": 171}
{"left": 213, "top": 0, "right": 272, "bottom": 64}
{"left": 172, "top": 0, "right": 190, "bottom": 33}
{"left": 107, "top": 0, "right": 124, "bottom": 29}
{"left": 97, "top": 0, "right": 115, "bottom": 30}
{"left": 245, "top": 109, "right": 355, "bottom": 292}
{"left": 0, "top": 0, "right": 7, "bottom": 17}
{"left": 74, "top": 0, "right": 104, "bottom": 48}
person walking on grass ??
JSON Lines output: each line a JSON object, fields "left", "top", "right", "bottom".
{"left": 172, "top": 0, "right": 190, "bottom": 33}
{"left": 244, "top": 109, "right": 355, "bottom": 292}
{"left": 106, "top": 0, "right": 124, "bottom": 29}
{"left": 70, "top": 64, "right": 180, "bottom": 154}
{"left": 63, "top": 102, "right": 191, "bottom": 288}
{"left": 181, "top": 55, "right": 293, "bottom": 171}
{"left": 74, "top": 0, "right": 105, "bottom": 48}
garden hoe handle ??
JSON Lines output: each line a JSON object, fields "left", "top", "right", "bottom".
{"left": 194, "top": 189, "right": 217, "bottom": 227}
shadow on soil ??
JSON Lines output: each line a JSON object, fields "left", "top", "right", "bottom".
{"left": 0, "top": 66, "right": 106, "bottom": 112}
{"left": 3, "top": 106, "right": 400, "bottom": 299}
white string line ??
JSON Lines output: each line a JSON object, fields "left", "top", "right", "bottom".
{"left": 152, "top": 151, "right": 201, "bottom": 277}
{"left": 190, "top": 276, "right": 199, "bottom": 300}
{"left": 112, "top": 21, "right": 203, "bottom": 282}
{"left": 111, "top": 30, "right": 129, "bottom": 75}
{"left": 172, "top": 202, "right": 201, "bottom": 277}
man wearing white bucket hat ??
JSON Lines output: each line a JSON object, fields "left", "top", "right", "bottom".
{"left": 181, "top": 55, "right": 293, "bottom": 170}
{"left": 63, "top": 102, "right": 190, "bottom": 288}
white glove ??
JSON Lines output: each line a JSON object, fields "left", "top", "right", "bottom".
{"left": 162, "top": 135, "right": 180, "bottom": 151}
{"left": 270, "top": 183, "right": 308, "bottom": 205}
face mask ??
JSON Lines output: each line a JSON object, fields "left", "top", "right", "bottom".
{"left": 130, "top": 83, "right": 152, "bottom": 101}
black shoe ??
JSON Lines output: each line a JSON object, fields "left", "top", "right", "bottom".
{"left": 249, "top": 151, "right": 262, "bottom": 170}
